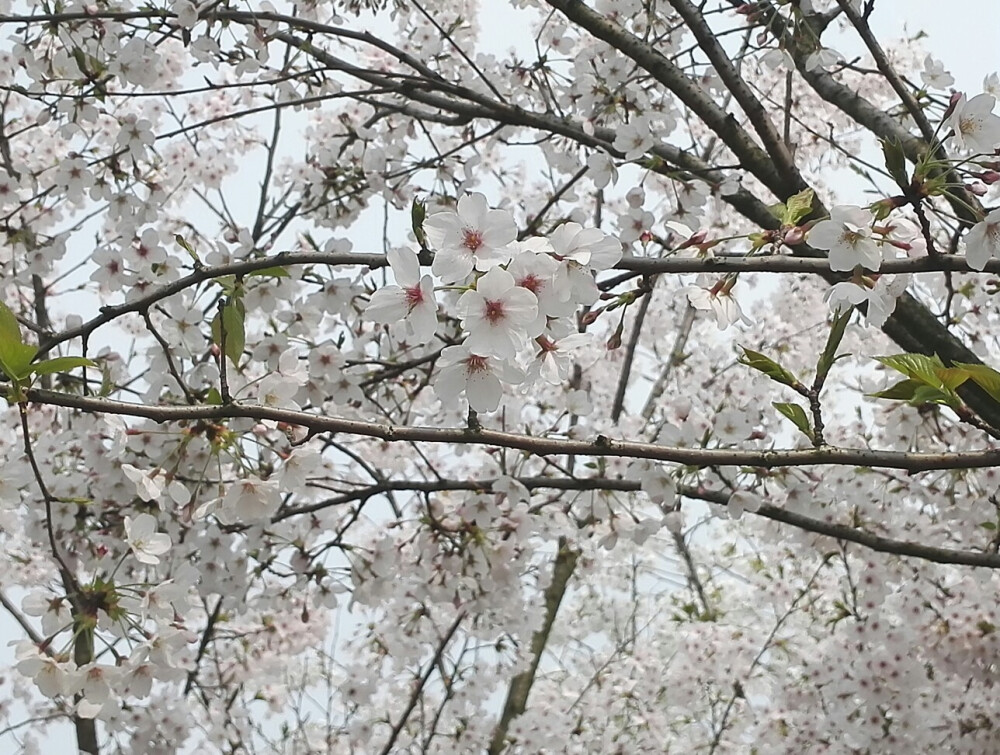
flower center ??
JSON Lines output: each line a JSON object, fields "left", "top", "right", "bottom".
{"left": 462, "top": 228, "right": 484, "bottom": 252}
{"left": 484, "top": 299, "right": 506, "bottom": 323}
{"left": 404, "top": 284, "right": 424, "bottom": 310}
{"left": 465, "top": 354, "right": 488, "bottom": 373}
{"left": 519, "top": 274, "right": 541, "bottom": 293}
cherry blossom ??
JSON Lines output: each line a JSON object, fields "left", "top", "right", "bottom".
{"left": 433, "top": 345, "right": 524, "bottom": 413}
{"left": 808, "top": 205, "right": 882, "bottom": 271}
{"left": 920, "top": 55, "right": 954, "bottom": 89}
{"left": 964, "top": 208, "right": 1000, "bottom": 270}
{"left": 365, "top": 246, "right": 438, "bottom": 342}
{"left": 425, "top": 193, "right": 517, "bottom": 282}
{"left": 124, "top": 514, "right": 172, "bottom": 565}
{"left": 121, "top": 463, "right": 163, "bottom": 503}
{"left": 686, "top": 280, "right": 752, "bottom": 329}
{"left": 220, "top": 477, "right": 281, "bottom": 522}
{"left": 458, "top": 267, "right": 538, "bottom": 359}
{"left": 947, "top": 93, "right": 1000, "bottom": 153}
{"left": 4, "top": 4, "right": 1000, "bottom": 753}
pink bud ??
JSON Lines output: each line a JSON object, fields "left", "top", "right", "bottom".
{"left": 981, "top": 170, "right": 1000, "bottom": 185}
{"left": 783, "top": 226, "right": 806, "bottom": 245}
{"left": 968, "top": 181, "right": 988, "bottom": 196}
{"left": 943, "top": 91, "right": 964, "bottom": 119}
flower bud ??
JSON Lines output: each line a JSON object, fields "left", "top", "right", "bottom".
{"left": 943, "top": 90, "right": 964, "bottom": 120}
{"left": 782, "top": 226, "right": 806, "bottom": 245}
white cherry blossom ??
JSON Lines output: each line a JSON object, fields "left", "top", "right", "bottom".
{"left": 965, "top": 208, "right": 1000, "bottom": 270}
{"left": 809, "top": 205, "right": 882, "bottom": 271}
{"left": 434, "top": 345, "right": 524, "bottom": 413}
{"left": 947, "top": 93, "right": 1000, "bottom": 153}
{"left": 365, "top": 247, "right": 438, "bottom": 342}
{"left": 124, "top": 514, "right": 172, "bottom": 565}
{"left": 458, "top": 267, "right": 538, "bottom": 359}
{"left": 426, "top": 193, "right": 517, "bottom": 282}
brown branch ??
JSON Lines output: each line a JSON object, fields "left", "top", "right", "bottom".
{"left": 279, "top": 476, "right": 1000, "bottom": 569}
{"left": 488, "top": 540, "right": 578, "bottom": 755}
{"left": 667, "top": 0, "right": 805, "bottom": 194}
{"left": 26, "top": 388, "right": 1000, "bottom": 473}
{"left": 544, "top": 0, "right": 790, "bottom": 199}
{"left": 379, "top": 610, "right": 465, "bottom": 755}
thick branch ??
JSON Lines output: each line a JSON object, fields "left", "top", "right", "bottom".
{"left": 26, "top": 389, "right": 1000, "bottom": 473}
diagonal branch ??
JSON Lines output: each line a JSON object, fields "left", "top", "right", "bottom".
{"left": 488, "top": 540, "right": 578, "bottom": 754}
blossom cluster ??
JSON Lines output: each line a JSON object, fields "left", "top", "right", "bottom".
{"left": 365, "top": 193, "right": 622, "bottom": 412}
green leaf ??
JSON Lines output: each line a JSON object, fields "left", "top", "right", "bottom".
{"left": 783, "top": 188, "right": 815, "bottom": 226}
{"left": 99, "top": 361, "right": 113, "bottom": 397}
{"left": 869, "top": 376, "right": 957, "bottom": 407}
{"left": 0, "top": 302, "right": 38, "bottom": 382}
{"left": 411, "top": 198, "right": 428, "bottom": 248}
{"left": 174, "top": 234, "right": 201, "bottom": 264}
{"left": 212, "top": 299, "right": 246, "bottom": 366}
{"left": 0, "top": 300, "right": 22, "bottom": 348}
{"left": 936, "top": 366, "right": 972, "bottom": 391}
{"left": 773, "top": 402, "right": 813, "bottom": 441}
{"left": 37, "top": 355, "right": 97, "bottom": 376}
{"left": 911, "top": 384, "right": 957, "bottom": 407}
{"left": 247, "top": 266, "right": 290, "bottom": 279}
{"left": 816, "top": 308, "right": 852, "bottom": 383}
{"left": 951, "top": 362, "right": 1000, "bottom": 403}
{"left": 767, "top": 201, "right": 786, "bottom": 222}
{"left": 214, "top": 275, "right": 239, "bottom": 297}
{"left": 205, "top": 387, "right": 223, "bottom": 405}
{"left": 875, "top": 353, "right": 947, "bottom": 388}
{"left": 881, "top": 137, "right": 908, "bottom": 188}
{"left": 869, "top": 378, "right": 923, "bottom": 401}
{"left": 30, "top": 356, "right": 97, "bottom": 377}
{"left": 739, "top": 348, "right": 800, "bottom": 388}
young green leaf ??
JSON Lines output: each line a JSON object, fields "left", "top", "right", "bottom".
{"left": 212, "top": 299, "right": 246, "bottom": 366}
{"left": 881, "top": 137, "right": 908, "bottom": 189}
{"left": 174, "top": 234, "right": 201, "bottom": 264}
{"left": 412, "top": 198, "right": 428, "bottom": 248}
{"left": 951, "top": 362, "right": 1000, "bottom": 403}
{"left": 875, "top": 353, "right": 948, "bottom": 388}
{"left": 816, "top": 308, "right": 852, "bottom": 383}
{"left": 0, "top": 301, "right": 38, "bottom": 382}
{"left": 247, "top": 266, "right": 290, "bottom": 279}
{"left": 739, "top": 348, "right": 800, "bottom": 389}
{"left": 783, "top": 188, "right": 815, "bottom": 226}
{"left": 30, "top": 356, "right": 97, "bottom": 377}
{"left": 869, "top": 379, "right": 923, "bottom": 402}
{"left": 773, "top": 402, "right": 813, "bottom": 442}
